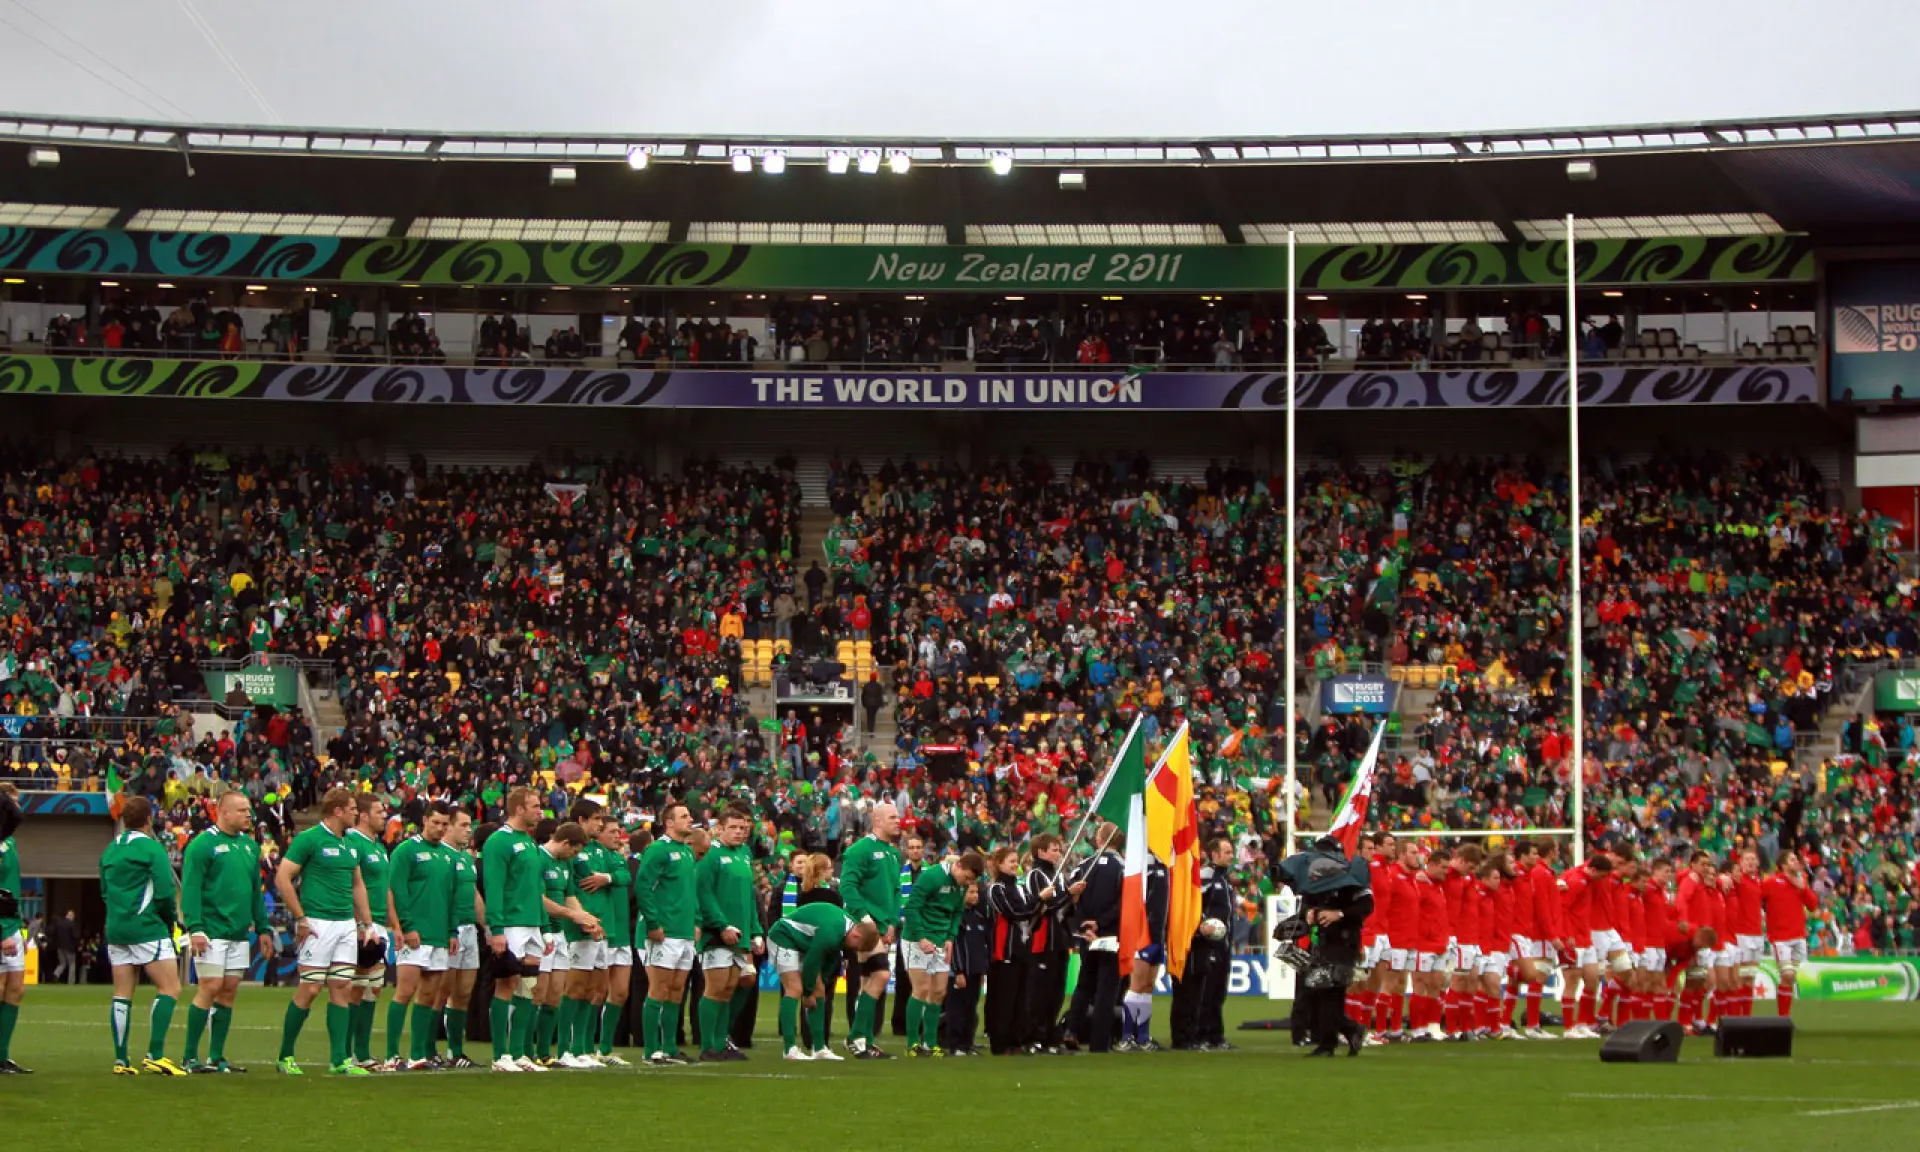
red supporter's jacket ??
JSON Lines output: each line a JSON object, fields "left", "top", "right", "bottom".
{"left": 1414, "top": 872, "right": 1450, "bottom": 953}
{"left": 1760, "top": 874, "right": 1817, "bottom": 942}
{"left": 1730, "top": 874, "right": 1765, "bottom": 938}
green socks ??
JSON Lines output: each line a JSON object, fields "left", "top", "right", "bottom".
{"left": 489, "top": 997, "right": 512, "bottom": 1060}
{"left": 699, "top": 998, "right": 726, "bottom": 1054}
{"left": 642, "top": 998, "right": 681, "bottom": 1056}
{"left": 279, "top": 1000, "right": 311, "bottom": 1060}
{"left": 209, "top": 1005, "right": 232, "bottom": 1063}
{"left": 779, "top": 996, "right": 799, "bottom": 1049}
{"left": 641, "top": 999, "right": 660, "bottom": 1055}
{"left": 730, "top": 981, "right": 754, "bottom": 1042}
{"left": 411, "top": 1003, "right": 436, "bottom": 1061}
{"left": 920, "top": 999, "right": 942, "bottom": 1049}
{"left": 111, "top": 996, "right": 132, "bottom": 1064}
{"left": 445, "top": 1006, "right": 467, "bottom": 1057}
{"left": 0, "top": 1001, "right": 18, "bottom": 1062}
{"left": 326, "top": 1002, "right": 351, "bottom": 1067}
{"left": 386, "top": 998, "right": 409, "bottom": 1061}
{"left": 852, "top": 992, "right": 878, "bottom": 1043}
{"left": 598, "top": 1002, "right": 618, "bottom": 1055}
{"left": 352, "top": 997, "right": 376, "bottom": 1062}
{"left": 184, "top": 1003, "right": 210, "bottom": 1064}
{"left": 808, "top": 1001, "right": 827, "bottom": 1051}
{"left": 509, "top": 995, "right": 535, "bottom": 1060}
{"left": 534, "top": 1003, "right": 556, "bottom": 1059}
{"left": 557, "top": 999, "right": 577, "bottom": 1057}
{"left": 146, "top": 994, "right": 176, "bottom": 1061}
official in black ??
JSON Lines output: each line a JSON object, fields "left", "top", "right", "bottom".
{"left": 1284, "top": 838, "right": 1374, "bottom": 1058}
{"left": 941, "top": 876, "right": 990, "bottom": 1055}
{"left": 984, "top": 847, "right": 1038, "bottom": 1055}
{"left": 1018, "top": 833, "right": 1082, "bottom": 1052}
{"left": 1063, "top": 822, "right": 1126, "bottom": 1053}
{"left": 1172, "top": 836, "right": 1236, "bottom": 1049}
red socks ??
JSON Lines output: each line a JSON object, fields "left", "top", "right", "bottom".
{"left": 1524, "top": 986, "right": 1543, "bottom": 1029}
{"left": 1577, "top": 991, "right": 1597, "bottom": 1028}
{"left": 1777, "top": 987, "right": 1795, "bottom": 1017}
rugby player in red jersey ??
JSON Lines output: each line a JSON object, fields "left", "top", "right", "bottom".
{"left": 1639, "top": 858, "right": 1679, "bottom": 1021}
{"left": 1475, "top": 857, "right": 1517, "bottom": 1038}
{"left": 1380, "top": 842, "right": 1421, "bottom": 1041}
{"left": 1761, "top": 851, "right": 1817, "bottom": 1017}
{"left": 1588, "top": 845, "right": 1629, "bottom": 1034}
{"left": 1612, "top": 861, "right": 1647, "bottom": 1023}
{"left": 1557, "top": 853, "right": 1610, "bottom": 1038}
{"left": 1354, "top": 834, "right": 1387, "bottom": 1035}
{"left": 1441, "top": 844, "right": 1484, "bottom": 1038}
{"left": 1675, "top": 850, "right": 1725, "bottom": 1034}
{"left": 1410, "top": 848, "right": 1452, "bottom": 1041}
{"left": 1521, "top": 841, "right": 1563, "bottom": 1038}
{"left": 1728, "top": 849, "right": 1766, "bottom": 1019}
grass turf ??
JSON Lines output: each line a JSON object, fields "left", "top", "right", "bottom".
{"left": 2, "top": 987, "right": 1916, "bottom": 1150}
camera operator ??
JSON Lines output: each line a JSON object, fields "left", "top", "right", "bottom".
{"left": 1286, "top": 836, "right": 1373, "bottom": 1058}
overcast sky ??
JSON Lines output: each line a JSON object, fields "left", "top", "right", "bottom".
{"left": 0, "top": 0, "right": 1915, "bottom": 139}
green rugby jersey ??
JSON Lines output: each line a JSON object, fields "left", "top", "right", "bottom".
{"left": 538, "top": 846, "right": 577, "bottom": 933}
{"left": 902, "top": 860, "right": 967, "bottom": 946}
{"left": 284, "top": 822, "right": 361, "bottom": 921}
{"left": 480, "top": 826, "right": 543, "bottom": 929}
{"left": 635, "top": 836, "right": 696, "bottom": 940}
{"left": 768, "top": 902, "right": 855, "bottom": 987}
{"left": 0, "top": 835, "right": 24, "bottom": 939}
{"left": 389, "top": 834, "right": 456, "bottom": 943}
{"left": 99, "top": 830, "right": 177, "bottom": 947}
{"left": 180, "top": 827, "right": 270, "bottom": 940}
{"left": 839, "top": 835, "right": 903, "bottom": 927}
{"left": 568, "top": 842, "right": 614, "bottom": 943}
{"left": 348, "top": 828, "right": 391, "bottom": 926}
{"left": 446, "top": 844, "right": 480, "bottom": 930}
{"left": 696, "top": 839, "right": 759, "bottom": 948}
{"left": 597, "top": 848, "right": 633, "bottom": 949}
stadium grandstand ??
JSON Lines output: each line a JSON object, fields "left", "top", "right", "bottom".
{"left": 4, "top": 100, "right": 1920, "bottom": 1090}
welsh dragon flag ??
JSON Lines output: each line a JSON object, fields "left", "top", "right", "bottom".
{"left": 1327, "top": 721, "right": 1388, "bottom": 855}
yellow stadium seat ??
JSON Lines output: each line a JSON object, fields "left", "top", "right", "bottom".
{"left": 1388, "top": 666, "right": 1406, "bottom": 682}
{"left": 773, "top": 639, "right": 792, "bottom": 656}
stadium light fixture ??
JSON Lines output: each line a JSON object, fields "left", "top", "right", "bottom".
{"left": 245, "top": 284, "right": 267, "bottom": 292}
{"left": 1566, "top": 159, "right": 1597, "bottom": 182}
{"left": 889, "top": 151, "right": 912, "bottom": 175}
{"left": 761, "top": 150, "right": 786, "bottom": 175}
{"left": 1058, "top": 170, "right": 1086, "bottom": 191}
{"left": 99, "top": 281, "right": 120, "bottom": 288}
{"left": 2, "top": 277, "right": 23, "bottom": 284}
{"left": 857, "top": 150, "right": 882, "bottom": 175}
{"left": 156, "top": 282, "right": 174, "bottom": 289}
{"left": 549, "top": 165, "right": 576, "bottom": 186}
{"left": 1306, "top": 294, "right": 1328, "bottom": 301}
{"left": 989, "top": 152, "right": 1013, "bottom": 176}
{"left": 626, "top": 146, "right": 650, "bottom": 170}
{"left": 827, "top": 150, "right": 851, "bottom": 174}
{"left": 1602, "top": 289, "right": 1624, "bottom": 298}
{"left": 731, "top": 151, "right": 753, "bottom": 173}
{"left": 26, "top": 147, "right": 58, "bottom": 169}
{"left": 1406, "top": 293, "right": 1428, "bottom": 301}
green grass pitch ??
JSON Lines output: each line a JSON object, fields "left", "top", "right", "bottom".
{"left": 3, "top": 988, "right": 1917, "bottom": 1150}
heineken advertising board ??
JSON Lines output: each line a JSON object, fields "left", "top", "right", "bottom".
{"left": 0, "top": 227, "right": 1814, "bottom": 291}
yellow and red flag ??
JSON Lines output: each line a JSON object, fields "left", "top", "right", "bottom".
{"left": 1146, "top": 724, "right": 1204, "bottom": 980}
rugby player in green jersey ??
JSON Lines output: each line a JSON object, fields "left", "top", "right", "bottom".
{"left": 180, "top": 791, "right": 273, "bottom": 1073}
{"left": 0, "top": 784, "right": 28, "bottom": 1075}
{"left": 535, "top": 820, "right": 601, "bottom": 1067}
{"left": 901, "top": 849, "right": 987, "bottom": 1056}
{"left": 561, "top": 800, "right": 617, "bottom": 1067}
{"left": 274, "top": 787, "right": 376, "bottom": 1076}
{"left": 839, "top": 801, "right": 904, "bottom": 1058}
{"left": 347, "top": 793, "right": 391, "bottom": 1068}
{"left": 435, "top": 806, "right": 485, "bottom": 1067}
{"left": 588, "top": 820, "right": 635, "bottom": 1065}
{"left": 482, "top": 786, "right": 548, "bottom": 1073}
{"left": 695, "top": 802, "right": 764, "bottom": 1062}
{"left": 769, "top": 901, "right": 877, "bottom": 1061}
{"left": 385, "top": 800, "right": 457, "bottom": 1070}
{"left": 636, "top": 800, "right": 698, "bottom": 1066}
{"left": 100, "top": 796, "right": 187, "bottom": 1075}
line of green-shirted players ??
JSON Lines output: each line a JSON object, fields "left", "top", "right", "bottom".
{"left": 80, "top": 782, "right": 983, "bottom": 1076}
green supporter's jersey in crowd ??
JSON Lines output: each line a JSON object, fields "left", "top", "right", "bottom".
{"left": 840, "top": 835, "right": 903, "bottom": 927}
{"left": 480, "top": 827, "right": 544, "bottom": 930}
{"left": 902, "top": 860, "right": 969, "bottom": 946}
{"left": 447, "top": 844, "right": 480, "bottom": 930}
{"left": 284, "top": 822, "right": 362, "bottom": 921}
{"left": 539, "top": 846, "right": 577, "bottom": 934}
{"left": 0, "top": 836, "right": 21, "bottom": 938}
{"left": 697, "top": 840, "right": 760, "bottom": 949}
{"left": 768, "top": 902, "right": 856, "bottom": 987}
{"left": 389, "top": 834, "right": 456, "bottom": 943}
{"left": 180, "top": 827, "right": 270, "bottom": 941}
{"left": 635, "top": 837, "right": 697, "bottom": 940}
{"left": 349, "top": 828, "right": 391, "bottom": 926}
{"left": 566, "top": 843, "right": 614, "bottom": 943}
{"left": 99, "top": 830, "right": 177, "bottom": 947}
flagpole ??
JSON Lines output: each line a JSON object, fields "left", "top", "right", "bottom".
{"left": 1063, "top": 711, "right": 1145, "bottom": 861}
{"left": 1567, "top": 211, "right": 1586, "bottom": 868}
{"left": 1284, "top": 229, "right": 1299, "bottom": 859}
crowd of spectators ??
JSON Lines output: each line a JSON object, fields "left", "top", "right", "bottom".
{"left": 5, "top": 439, "right": 1918, "bottom": 952}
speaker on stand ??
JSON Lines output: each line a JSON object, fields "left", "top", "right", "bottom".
{"left": 1598, "top": 1020, "right": 1684, "bottom": 1063}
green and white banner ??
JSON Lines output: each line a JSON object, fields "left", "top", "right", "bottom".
{"left": 202, "top": 666, "right": 298, "bottom": 708}
{"left": 1756, "top": 956, "right": 1920, "bottom": 1001}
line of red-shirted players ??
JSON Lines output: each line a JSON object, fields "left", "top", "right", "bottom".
{"left": 1348, "top": 833, "right": 1818, "bottom": 1045}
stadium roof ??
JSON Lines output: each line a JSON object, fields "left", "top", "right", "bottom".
{"left": 3, "top": 110, "right": 1919, "bottom": 243}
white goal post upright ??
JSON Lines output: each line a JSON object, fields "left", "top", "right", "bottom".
{"left": 1284, "top": 230, "right": 1299, "bottom": 859}
{"left": 1567, "top": 212, "right": 1586, "bottom": 867}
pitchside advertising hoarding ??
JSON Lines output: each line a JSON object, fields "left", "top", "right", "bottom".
{"left": 1831, "top": 260, "right": 1920, "bottom": 402}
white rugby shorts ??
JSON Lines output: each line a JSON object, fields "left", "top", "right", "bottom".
{"left": 771, "top": 943, "right": 803, "bottom": 975}
{"left": 502, "top": 926, "right": 546, "bottom": 963}
{"left": 449, "top": 924, "right": 481, "bottom": 971}
{"left": 1416, "top": 951, "right": 1446, "bottom": 974}
{"left": 1479, "top": 950, "right": 1510, "bottom": 975}
{"left": 699, "top": 944, "right": 754, "bottom": 975}
{"left": 1770, "top": 939, "right": 1808, "bottom": 969}
{"left": 1638, "top": 948, "right": 1667, "bottom": 973}
{"left": 568, "top": 938, "right": 608, "bottom": 970}
{"left": 395, "top": 943, "right": 450, "bottom": 972}
{"left": 541, "top": 931, "right": 568, "bottom": 973}
{"left": 108, "top": 939, "right": 178, "bottom": 968}
{"left": 297, "top": 918, "right": 358, "bottom": 969}
{"left": 1736, "top": 933, "right": 1765, "bottom": 966}
{"left": 0, "top": 930, "right": 26, "bottom": 974}
{"left": 606, "top": 945, "right": 634, "bottom": 969}
{"left": 194, "top": 937, "right": 252, "bottom": 978}
{"left": 1388, "top": 948, "right": 1413, "bottom": 973}
{"left": 905, "top": 943, "right": 952, "bottom": 975}
{"left": 644, "top": 937, "right": 696, "bottom": 972}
